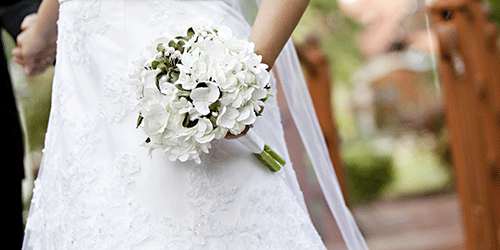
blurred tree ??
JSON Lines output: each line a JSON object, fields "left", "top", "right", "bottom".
{"left": 485, "top": 0, "right": 500, "bottom": 25}
{"left": 293, "top": 0, "right": 364, "bottom": 138}
{"left": 295, "top": 0, "right": 364, "bottom": 89}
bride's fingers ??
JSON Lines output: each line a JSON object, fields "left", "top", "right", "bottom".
{"left": 22, "top": 54, "right": 42, "bottom": 75}
{"left": 21, "top": 14, "right": 37, "bottom": 31}
{"left": 12, "top": 47, "right": 25, "bottom": 65}
{"left": 27, "top": 67, "right": 46, "bottom": 76}
{"left": 34, "top": 51, "right": 55, "bottom": 65}
{"left": 43, "top": 48, "right": 57, "bottom": 62}
{"left": 34, "top": 53, "right": 55, "bottom": 66}
{"left": 12, "top": 48, "right": 24, "bottom": 65}
{"left": 12, "top": 46, "right": 55, "bottom": 76}
{"left": 24, "top": 63, "right": 48, "bottom": 76}
{"left": 225, "top": 125, "right": 251, "bottom": 140}
{"left": 12, "top": 46, "right": 21, "bottom": 57}
{"left": 27, "top": 59, "right": 53, "bottom": 76}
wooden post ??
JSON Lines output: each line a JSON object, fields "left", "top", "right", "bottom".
{"left": 429, "top": 0, "right": 500, "bottom": 248}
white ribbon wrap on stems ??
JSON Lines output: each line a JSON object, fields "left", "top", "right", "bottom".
{"left": 236, "top": 130, "right": 265, "bottom": 154}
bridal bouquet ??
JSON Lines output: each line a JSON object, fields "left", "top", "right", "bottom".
{"left": 132, "top": 25, "right": 285, "bottom": 172}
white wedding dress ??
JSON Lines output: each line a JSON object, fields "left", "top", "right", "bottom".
{"left": 23, "top": 0, "right": 367, "bottom": 249}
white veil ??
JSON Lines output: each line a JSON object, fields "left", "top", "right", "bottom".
{"left": 232, "top": 0, "right": 369, "bottom": 249}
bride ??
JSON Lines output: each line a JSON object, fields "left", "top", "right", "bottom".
{"left": 15, "top": 0, "right": 368, "bottom": 249}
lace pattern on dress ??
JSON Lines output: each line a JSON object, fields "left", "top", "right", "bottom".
{"left": 24, "top": 0, "right": 326, "bottom": 249}
{"left": 103, "top": 67, "right": 138, "bottom": 122}
{"left": 57, "top": 0, "right": 110, "bottom": 71}
{"left": 146, "top": 179, "right": 325, "bottom": 250}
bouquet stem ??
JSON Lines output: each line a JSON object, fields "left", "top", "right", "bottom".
{"left": 263, "top": 145, "right": 286, "bottom": 166}
{"left": 237, "top": 130, "right": 286, "bottom": 172}
{"left": 254, "top": 146, "right": 285, "bottom": 172}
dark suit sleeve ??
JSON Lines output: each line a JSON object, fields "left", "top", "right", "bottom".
{"left": 0, "top": 0, "right": 42, "bottom": 38}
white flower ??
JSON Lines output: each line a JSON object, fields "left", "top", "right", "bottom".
{"left": 159, "top": 82, "right": 179, "bottom": 100}
{"left": 216, "top": 106, "right": 239, "bottom": 129}
{"left": 217, "top": 26, "right": 233, "bottom": 41}
{"left": 205, "top": 40, "right": 227, "bottom": 59}
{"left": 171, "top": 97, "right": 193, "bottom": 114}
{"left": 175, "top": 70, "right": 197, "bottom": 91}
{"left": 154, "top": 52, "right": 164, "bottom": 61}
{"left": 193, "top": 118, "right": 215, "bottom": 143}
{"left": 142, "top": 103, "right": 169, "bottom": 135}
{"left": 236, "top": 105, "right": 257, "bottom": 125}
{"left": 133, "top": 25, "right": 272, "bottom": 164}
{"left": 250, "top": 88, "right": 268, "bottom": 110}
{"left": 213, "top": 126, "right": 228, "bottom": 139}
{"left": 172, "top": 50, "right": 182, "bottom": 59}
{"left": 190, "top": 82, "right": 220, "bottom": 115}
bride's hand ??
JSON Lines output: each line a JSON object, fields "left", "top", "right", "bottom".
{"left": 225, "top": 125, "right": 251, "bottom": 140}
{"left": 12, "top": 14, "right": 57, "bottom": 76}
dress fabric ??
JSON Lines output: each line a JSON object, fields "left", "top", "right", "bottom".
{"left": 23, "top": 0, "right": 327, "bottom": 249}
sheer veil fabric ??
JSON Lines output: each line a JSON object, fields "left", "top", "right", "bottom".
{"left": 23, "top": 0, "right": 368, "bottom": 249}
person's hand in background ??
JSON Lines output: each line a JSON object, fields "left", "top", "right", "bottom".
{"left": 12, "top": 13, "right": 57, "bottom": 76}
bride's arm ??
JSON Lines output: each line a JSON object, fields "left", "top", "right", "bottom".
{"left": 248, "top": 0, "right": 310, "bottom": 68}
{"left": 226, "top": 0, "right": 308, "bottom": 139}
{"left": 12, "top": 0, "right": 59, "bottom": 75}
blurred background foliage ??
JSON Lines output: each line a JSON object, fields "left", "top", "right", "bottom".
{"left": 485, "top": 0, "right": 500, "bottom": 25}
{"left": 293, "top": 0, "right": 453, "bottom": 205}
{"left": 342, "top": 143, "right": 393, "bottom": 205}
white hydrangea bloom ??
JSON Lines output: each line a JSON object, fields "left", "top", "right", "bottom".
{"left": 134, "top": 25, "right": 271, "bottom": 163}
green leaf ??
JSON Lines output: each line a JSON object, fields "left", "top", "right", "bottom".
{"left": 156, "top": 72, "right": 168, "bottom": 91}
{"left": 187, "top": 27, "right": 195, "bottom": 39}
{"left": 160, "top": 63, "right": 169, "bottom": 72}
{"left": 209, "top": 100, "right": 221, "bottom": 112}
{"left": 151, "top": 60, "right": 160, "bottom": 70}
{"left": 182, "top": 115, "right": 199, "bottom": 128}
{"left": 136, "top": 115, "right": 144, "bottom": 128}
{"left": 156, "top": 43, "right": 165, "bottom": 52}
{"left": 208, "top": 114, "right": 217, "bottom": 126}
{"left": 145, "top": 137, "right": 151, "bottom": 143}
{"left": 170, "top": 70, "right": 180, "bottom": 83}
{"left": 260, "top": 93, "right": 274, "bottom": 103}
